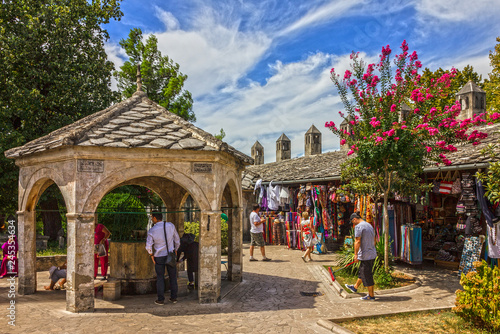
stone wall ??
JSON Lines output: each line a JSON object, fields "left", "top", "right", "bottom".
{"left": 36, "top": 255, "right": 67, "bottom": 271}
{"left": 242, "top": 191, "right": 256, "bottom": 242}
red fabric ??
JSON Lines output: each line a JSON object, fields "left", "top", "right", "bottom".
{"left": 94, "top": 239, "right": 109, "bottom": 278}
{"left": 0, "top": 238, "right": 18, "bottom": 277}
{"left": 94, "top": 223, "right": 106, "bottom": 244}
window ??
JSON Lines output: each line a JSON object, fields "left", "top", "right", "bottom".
{"left": 475, "top": 96, "right": 479, "bottom": 108}
{"left": 465, "top": 97, "right": 469, "bottom": 109}
{"left": 481, "top": 97, "right": 485, "bottom": 109}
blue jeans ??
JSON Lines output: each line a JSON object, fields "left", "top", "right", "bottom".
{"left": 154, "top": 256, "right": 178, "bottom": 301}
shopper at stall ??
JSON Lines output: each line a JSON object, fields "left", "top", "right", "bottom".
{"left": 345, "top": 213, "right": 377, "bottom": 300}
{"left": 249, "top": 204, "right": 271, "bottom": 261}
{"left": 300, "top": 212, "right": 315, "bottom": 262}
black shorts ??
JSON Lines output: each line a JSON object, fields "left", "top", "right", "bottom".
{"left": 358, "top": 259, "right": 375, "bottom": 287}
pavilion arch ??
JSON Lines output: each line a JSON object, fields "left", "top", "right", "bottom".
{"left": 21, "top": 167, "right": 73, "bottom": 213}
{"left": 81, "top": 165, "right": 211, "bottom": 215}
{"left": 218, "top": 173, "right": 243, "bottom": 283}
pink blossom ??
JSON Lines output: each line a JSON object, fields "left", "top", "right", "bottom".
{"left": 330, "top": 68, "right": 335, "bottom": 74}
{"left": 340, "top": 139, "right": 346, "bottom": 145}
{"left": 390, "top": 104, "right": 397, "bottom": 112}
{"left": 428, "top": 127, "right": 439, "bottom": 136}
{"left": 375, "top": 136, "right": 384, "bottom": 143}
{"left": 401, "top": 40, "right": 409, "bottom": 52}
{"left": 426, "top": 146, "right": 432, "bottom": 153}
{"left": 394, "top": 137, "right": 399, "bottom": 141}
{"left": 344, "top": 70, "right": 352, "bottom": 80}
{"left": 401, "top": 125, "right": 408, "bottom": 129}
{"left": 347, "top": 150, "right": 354, "bottom": 156}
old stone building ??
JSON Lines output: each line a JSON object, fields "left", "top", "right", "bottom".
{"left": 251, "top": 141, "right": 264, "bottom": 165}
{"left": 276, "top": 133, "right": 291, "bottom": 162}
{"left": 5, "top": 83, "right": 252, "bottom": 312}
{"left": 304, "top": 124, "right": 322, "bottom": 156}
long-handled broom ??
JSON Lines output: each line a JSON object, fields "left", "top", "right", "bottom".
{"left": 328, "top": 260, "right": 356, "bottom": 282}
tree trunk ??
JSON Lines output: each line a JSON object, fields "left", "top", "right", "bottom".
{"left": 40, "top": 197, "right": 62, "bottom": 241}
{"left": 383, "top": 192, "right": 390, "bottom": 272}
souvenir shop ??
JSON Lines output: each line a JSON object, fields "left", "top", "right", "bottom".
{"left": 253, "top": 168, "right": 500, "bottom": 274}
{"left": 253, "top": 180, "right": 373, "bottom": 254}
{"left": 377, "top": 169, "right": 500, "bottom": 274}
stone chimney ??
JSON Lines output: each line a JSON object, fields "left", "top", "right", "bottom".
{"left": 251, "top": 141, "right": 264, "bottom": 165}
{"left": 305, "top": 125, "right": 321, "bottom": 156}
{"left": 276, "top": 133, "right": 291, "bottom": 162}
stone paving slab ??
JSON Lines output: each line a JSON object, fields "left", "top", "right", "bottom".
{"left": 0, "top": 245, "right": 460, "bottom": 333}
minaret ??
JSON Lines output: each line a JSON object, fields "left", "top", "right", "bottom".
{"left": 456, "top": 80, "right": 486, "bottom": 120}
{"left": 276, "top": 133, "right": 291, "bottom": 162}
{"left": 251, "top": 141, "right": 264, "bottom": 165}
{"left": 305, "top": 125, "right": 322, "bottom": 156}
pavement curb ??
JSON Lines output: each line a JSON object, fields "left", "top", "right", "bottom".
{"left": 317, "top": 306, "right": 452, "bottom": 333}
{"left": 320, "top": 266, "right": 422, "bottom": 298}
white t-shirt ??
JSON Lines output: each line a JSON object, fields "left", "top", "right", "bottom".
{"left": 250, "top": 211, "right": 263, "bottom": 233}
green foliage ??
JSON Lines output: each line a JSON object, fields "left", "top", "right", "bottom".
{"left": 454, "top": 261, "right": 500, "bottom": 331}
{"left": 183, "top": 221, "right": 229, "bottom": 250}
{"left": 338, "top": 238, "right": 393, "bottom": 277}
{"left": 114, "top": 28, "right": 195, "bottom": 122}
{"left": 96, "top": 193, "right": 148, "bottom": 241}
{"left": 0, "top": 0, "right": 122, "bottom": 214}
{"left": 214, "top": 128, "right": 226, "bottom": 141}
{"left": 36, "top": 241, "right": 66, "bottom": 256}
{"left": 484, "top": 37, "right": 500, "bottom": 113}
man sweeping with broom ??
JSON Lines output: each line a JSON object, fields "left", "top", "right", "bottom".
{"left": 344, "top": 213, "right": 377, "bottom": 301}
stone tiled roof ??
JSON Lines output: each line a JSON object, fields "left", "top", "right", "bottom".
{"left": 242, "top": 123, "right": 500, "bottom": 190}
{"left": 5, "top": 91, "right": 253, "bottom": 164}
{"left": 456, "top": 80, "right": 486, "bottom": 95}
{"left": 444, "top": 122, "right": 500, "bottom": 166}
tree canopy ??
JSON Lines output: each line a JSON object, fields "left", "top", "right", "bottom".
{"left": 0, "top": 0, "right": 122, "bottom": 220}
{"left": 327, "top": 41, "right": 488, "bottom": 270}
{"left": 484, "top": 37, "right": 500, "bottom": 114}
{"left": 114, "top": 28, "right": 195, "bottom": 122}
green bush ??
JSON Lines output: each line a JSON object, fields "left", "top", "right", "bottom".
{"left": 454, "top": 261, "right": 500, "bottom": 332}
{"left": 96, "top": 193, "right": 148, "bottom": 241}
{"left": 338, "top": 237, "right": 394, "bottom": 278}
{"left": 183, "top": 221, "right": 229, "bottom": 251}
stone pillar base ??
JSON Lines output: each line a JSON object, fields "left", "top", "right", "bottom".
{"left": 103, "top": 281, "right": 121, "bottom": 301}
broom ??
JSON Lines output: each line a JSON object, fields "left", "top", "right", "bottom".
{"left": 328, "top": 260, "right": 356, "bottom": 282}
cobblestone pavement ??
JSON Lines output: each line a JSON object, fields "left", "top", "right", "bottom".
{"left": 0, "top": 245, "right": 460, "bottom": 333}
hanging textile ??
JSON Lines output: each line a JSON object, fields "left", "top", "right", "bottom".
{"left": 487, "top": 223, "right": 500, "bottom": 259}
{"left": 400, "top": 225, "right": 422, "bottom": 264}
{"left": 459, "top": 236, "right": 484, "bottom": 275}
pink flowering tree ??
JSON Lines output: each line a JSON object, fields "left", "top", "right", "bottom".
{"left": 326, "top": 41, "right": 488, "bottom": 270}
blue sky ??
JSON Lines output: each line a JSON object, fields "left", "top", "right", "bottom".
{"left": 105, "top": 0, "right": 500, "bottom": 163}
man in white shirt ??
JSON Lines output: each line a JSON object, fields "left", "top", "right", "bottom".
{"left": 249, "top": 204, "right": 271, "bottom": 261}
{"left": 146, "top": 212, "right": 180, "bottom": 305}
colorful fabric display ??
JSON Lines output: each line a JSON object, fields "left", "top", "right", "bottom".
{"left": 459, "top": 236, "right": 484, "bottom": 275}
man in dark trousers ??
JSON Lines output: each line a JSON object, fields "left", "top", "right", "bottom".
{"left": 345, "top": 212, "right": 377, "bottom": 300}
{"left": 146, "top": 212, "right": 180, "bottom": 305}
{"left": 177, "top": 233, "right": 199, "bottom": 289}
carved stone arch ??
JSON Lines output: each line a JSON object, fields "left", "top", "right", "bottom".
{"left": 218, "top": 171, "right": 241, "bottom": 209}
{"left": 21, "top": 167, "right": 73, "bottom": 213}
{"left": 82, "top": 165, "right": 211, "bottom": 214}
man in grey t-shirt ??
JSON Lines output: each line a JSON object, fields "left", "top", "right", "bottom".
{"left": 345, "top": 213, "right": 377, "bottom": 300}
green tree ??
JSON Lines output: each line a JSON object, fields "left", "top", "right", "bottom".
{"left": 420, "top": 65, "right": 483, "bottom": 110}
{"left": 484, "top": 37, "right": 500, "bottom": 113}
{"left": 114, "top": 28, "right": 195, "bottom": 122}
{"left": 327, "top": 41, "right": 488, "bottom": 270}
{"left": 0, "top": 0, "right": 122, "bottom": 238}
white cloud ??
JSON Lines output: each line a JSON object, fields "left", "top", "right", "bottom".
{"left": 277, "top": 0, "right": 363, "bottom": 37}
{"left": 105, "top": 43, "right": 127, "bottom": 91}
{"left": 151, "top": 15, "right": 271, "bottom": 98}
{"left": 154, "top": 6, "right": 180, "bottom": 31}
{"left": 415, "top": 0, "right": 500, "bottom": 22}
{"left": 195, "top": 52, "right": 357, "bottom": 162}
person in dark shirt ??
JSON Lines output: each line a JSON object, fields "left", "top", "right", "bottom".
{"left": 177, "top": 233, "right": 199, "bottom": 288}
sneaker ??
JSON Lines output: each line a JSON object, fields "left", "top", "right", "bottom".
{"left": 100, "top": 276, "right": 107, "bottom": 281}
{"left": 154, "top": 299, "right": 164, "bottom": 305}
{"left": 345, "top": 284, "right": 357, "bottom": 293}
{"left": 169, "top": 298, "right": 177, "bottom": 304}
{"left": 262, "top": 258, "right": 271, "bottom": 262}
{"left": 249, "top": 258, "right": 258, "bottom": 261}
{"left": 301, "top": 256, "right": 307, "bottom": 262}
{"left": 360, "top": 295, "right": 376, "bottom": 301}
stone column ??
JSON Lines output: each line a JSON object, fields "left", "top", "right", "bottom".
{"left": 66, "top": 213, "right": 95, "bottom": 313}
{"left": 228, "top": 208, "right": 243, "bottom": 282}
{"left": 198, "top": 210, "right": 221, "bottom": 303}
{"left": 17, "top": 211, "right": 37, "bottom": 295}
